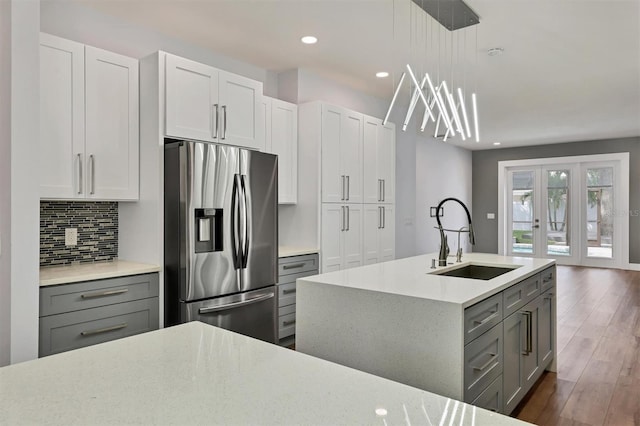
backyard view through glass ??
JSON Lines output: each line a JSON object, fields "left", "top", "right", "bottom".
{"left": 586, "top": 167, "right": 613, "bottom": 258}
{"left": 512, "top": 171, "right": 534, "bottom": 254}
{"left": 546, "top": 170, "right": 570, "bottom": 256}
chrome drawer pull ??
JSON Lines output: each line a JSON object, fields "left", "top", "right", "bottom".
{"left": 81, "top": 323, "right": 127, "bottom": 336}
{"left": 473, "top": 310, "right": 498, "bottom": 326}
{"left": 81, "top": 288, "right": 128, "bottom": 299}
{"left": 282, "top": 320, "right": 296, "bottom": 326}
{"left": 283, "top": 263, "right": 305, "bottom": 270}
{"left": 472, "top": 353, "right": 497, "bottom": 371}
{"left": 282, "top": 289, "right": 296, "bottom": 295}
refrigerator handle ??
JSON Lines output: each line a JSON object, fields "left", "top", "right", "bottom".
{"left": 240, "top": 175, "right": 250, "bottom": 269}
{"left": 198, "top": 292, "right": 275, "bottom": 314}
{"left": 231, "top": 174, "right": 242, "bottom": 269}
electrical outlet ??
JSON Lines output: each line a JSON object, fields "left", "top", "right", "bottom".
{"left": 487, "top": 213, "right": 496, "bottom": 220}
{"left": 65, "top": 228, "right": 78, "bottom": 246}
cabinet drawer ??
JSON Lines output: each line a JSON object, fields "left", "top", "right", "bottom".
{"left": 278, "top": 312, "right": 296, "bottom": 339}
{"left": 40, "top": 273, "right": 159, "bottom": 316}
{"left": 278, "top": 254, "right": 319, "bottom": 277}
{"left": 464, "top": 293, "right": 502, "bottom": 344}
{"left": 279, "top": 304, "right": 296, "bottom": 317}
{"left": 464, "top": 323, "right": 503, "bottom": 402}
{"left": 39, "top": 298, "right": 159, "bottom": 357}
{"left": 470, "top": 374, "right": 503, "bottom": 414}
{"left": 278, "top": 282, "right": 297, "bottom": 308}
{"left": 540, "top": 266, "right": 556, "bottom": 293}
{"left": 503, "top": 274, "right": 541, "bottom": 318}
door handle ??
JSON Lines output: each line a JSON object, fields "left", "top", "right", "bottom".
{"left": 521, "top": 311, "right": 533, "bottom": 355}
{"left": 76, "top": 153, "right": 82, "bottom": 194}
{"left": 378, "top": 179, "right": 382, "bottom": 202}
{"left": 378, "top": 206, "right": 382, "bottom": 229}
{"left": 341, "top": 206, "right": 345, "bottom": 231}
{"left": 222, "top": 105, "right": 227, "bottom": 140}
{"left": 341, "top": 175, "right": 345, "bottom": 201}
{"left": 382, "top": 179, "right": 386, "bottom": 201}
{"left": 346, "top": 175, "right": 350, "bottom": 200}
{"left": 231, "top": 174, "right": 242, "bottom": 269}
{"left": 240, "top": 175, "right": 250, "bottom": 269}
{"left": 89, "top": 154, "right": 95, "bottom": 195}
{"left": 212, "top": 104, "right": 219, "bottom": 139}
{"left": 346, "top": 206, "right": 350, "bottom": 231}
{"left": 198, "top": 292, "right": 275, "bottom": 314}
{"left": 382, "top": 206, "right": 386, "bottom": 229}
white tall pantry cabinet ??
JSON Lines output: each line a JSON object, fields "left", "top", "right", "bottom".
{"left": 39, "top": 33, "right": 139, "bottom": 201}
{"left": 298, "top": 102, "right": 395, "bottom": 273}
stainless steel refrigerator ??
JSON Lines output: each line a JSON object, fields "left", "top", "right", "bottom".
{"left": 164, "top": 139, "right": 278, "bottom": 343}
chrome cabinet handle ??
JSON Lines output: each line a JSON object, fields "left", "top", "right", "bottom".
{"left": 76, "top": 153, "right": 82, "bottom": 194}
{"left": 341, "top": 175, "right": 345, "bottom": 200}
{"left": 522, "top": 311, "right": 533, "bottom": 355}
{"left": 282, "top": 289, "right": 296, "bottom": 295}
{"left": 378, "top": 206, "right": 382, "bottom": 229}
{"left": 346, "top": 206, "right": 350, "bottom": 231}
{"left": 222, "top": 105, "right": 227, "bottom": 140}
{"left": 282, "top": 320, "right": 296, "bottom": 326}
{"left": 198, "top": 292, "right": 274, "bottom": 314}
{"left": 212, "top": 104, "right": 219, "bottom": 139}
{"left": 283, "top": 263, "right": 305, "bottom": 270}
{"left": 382, "top": 179, "right": 386, "bottom": 201}
{"left": 473, "top": 310, "right": 498, "bottom": 326}
{"left": 89, "top": 154, "right": 95, "bottom": 195}
{"left": 81, "top": 288, "right": 128, "bottom": 299}
{"left": 346, "top": 175, "right": 350, "bottom": 200}
{"left": 378, "top": 179, "right": 382, "bottom": 202}
{"left": 341, "top": 206, "right": 345, "bottom": 231}
{"left": 472, "top": 353, "right": 497, "bottom": 371}
{"left": 382, "top": 206, "right": 386, "bottom": 229}
{"left": 81, "top": 323, "right": 127, "bottom": 336}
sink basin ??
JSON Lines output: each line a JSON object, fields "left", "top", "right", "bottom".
{"left": 431, "top": 264, "right": 519, "bottom": 280}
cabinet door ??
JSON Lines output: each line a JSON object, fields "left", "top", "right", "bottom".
{"left": 363, "top": 116, "right": 380, "bottom": 204}
{"left": 218, "top": 70, "right": 264, "bottom": 151}
{"left": 85, "top": 46, "right": 139, "bottom": 200}
{"left": 523, "top": 298, "right": 541, "bottom": 389}
{"left": 271, "top": 99, "right": 298, "bottom": 204}
{"left": 341, "top": 110, "right": 363, "bottom": 204}
{"left": 343, "top": 204, "right": 363, "bottom": 269}
{"left": 379, "top": 205, "right": 395, "bottom": 262}
{"left": 321, "top": 104, "right": 345, "bottom": 203}
{"left": 261, "top": 98, "right": 271, "bottom": 151}
{"left": 539, "top": 290, "right": 555, "bottom": 367}
{"left": 378, "top": 122, "right": 396, "bottom": 204}
{"left": 363, "top": 205, "right": 381, "bottom": 265}
{"left": 165, "top": 54, "right": 218, "bottom": 142}
{"left": 39, "top": 33, "right": 85, "bottom": 199}
{"left": 503, "top": 311, "right": 526, "bottom": 415}
{"left": 321, "top": 204, "right": 344, "bottom": 272}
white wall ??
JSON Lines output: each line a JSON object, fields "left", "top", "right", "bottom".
{"left": 393, "top": 109, "right": 418, "bottom": 259}
{"left": 0, "top": 0, "right": 11, "bottom": 367}
{"left": 40, "top": 0, "right": 278, "bottom": 95}
{"left": 9, "top": 0, "right": 40, "bottom": 364}
{"left": 415, "top": 137, "right": 473, "bottom": 255}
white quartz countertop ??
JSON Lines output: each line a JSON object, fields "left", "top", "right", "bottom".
{"left": 40, "top": 259, "right": 161, "bottom": 286}
{"left": 278, "top": 246, "right": 319, "bottom": 258}
{"left": 300, "top": 253, "right": 555, "bottom": 308}
{"left": 0, "top": 322, "right": 529, "bottom": 426}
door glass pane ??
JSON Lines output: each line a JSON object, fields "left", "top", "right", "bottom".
{"left": 586, "top": 167, "right": 613, "bottom": 258}
{"left": 512, "top": 171, "right": 535, "bottom": 254}
{"left": 546, "top": 170, "right": 570, "bottom": 256}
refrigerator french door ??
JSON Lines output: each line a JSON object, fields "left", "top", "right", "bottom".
{"left": 164, "top": 139, "right": 278, "bottom": 343}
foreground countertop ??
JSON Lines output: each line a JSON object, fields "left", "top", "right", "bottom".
{"left": 279, "top": 246, "right": 319, "bottom": 258}
{"left": 40, "top": 259, "right": 161, "bottom": 286}
{"left": 0, "top": 322, "right": 528, "bottom": 426}
{"left": 300, "top": 252, "right": 555, "bottom": 308}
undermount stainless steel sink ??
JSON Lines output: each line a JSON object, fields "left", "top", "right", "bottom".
{"left": 431, "top": 264, "right": 520, "bottom": 280}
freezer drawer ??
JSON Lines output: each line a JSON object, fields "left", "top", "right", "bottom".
{"left": 182, "top": 286, "right": 277, "bottom": 343}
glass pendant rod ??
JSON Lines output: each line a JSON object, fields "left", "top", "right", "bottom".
{"left": 406, "top": 65, "right": 436, "bottom": 123}
{"left": 403, "top": 74, "right": 429, "bottom": 131}
{"left": 426, "top": 74, "right": 453, "bottom": 133}
{"left": 472, "top": 92, "right": 479, "bottom": 142}
{"left": 442, "top": 80, "right": 464, "bottom": 136}
{"left": 382, "top": 72, "right": 406, "bottom": 126}
{"left": 457, "top": 88, "right": 472, "bottom": 138}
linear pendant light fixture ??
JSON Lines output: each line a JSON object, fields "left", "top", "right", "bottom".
{"left": 382, "top": 0, "right": 481, "bottom": 143}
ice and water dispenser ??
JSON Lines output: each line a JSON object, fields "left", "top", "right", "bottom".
{"left": 194, "top": 208, "right": 223, "bottom": 253}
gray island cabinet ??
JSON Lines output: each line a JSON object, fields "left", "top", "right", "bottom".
{"left": 296, "top": 253, "right": 556, "bottom": 415}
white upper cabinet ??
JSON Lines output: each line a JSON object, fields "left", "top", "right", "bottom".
{"left": 85, "top": 46, "right": 139, "bottom": 200}
{"left": 321, "top": 104, "right": 363, "bottom": 203}
{"left": 164, "top": 54, "right": 264, "bottom": 151}
{"left": 39, "top": 33, "right": 139, "bottom": 201}
{"left": 263, "top": 97, "right": 298, "bottom": 204}
{"left": 363, "top": 116, "right": 395, "bottom": 204}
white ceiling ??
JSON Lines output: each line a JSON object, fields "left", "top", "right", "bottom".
{"left": 77, "top": 0, "right": 640, "bottom": 150}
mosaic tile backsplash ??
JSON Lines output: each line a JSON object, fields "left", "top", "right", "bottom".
{"left": 40, "top": 201, "right": 118, "bottom": 266}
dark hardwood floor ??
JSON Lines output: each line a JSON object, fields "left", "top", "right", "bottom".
{"left": 513, "top": 266, "right": 640, "bottom": 426}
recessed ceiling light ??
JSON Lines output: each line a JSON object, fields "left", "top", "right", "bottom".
{"left": 376, "top": 72, "right": 389, "bottom": 78}
{"left": 493, "top": 142, "right": 501, "bottom": 146}
{"left": 487, "top": 47, "right": 504, "bottom": 57}
{"left": 375, "top": 408, "right": 388, "bottom": 417}
{"left": 301, "top": 36, "right": 318, "bottom": 45}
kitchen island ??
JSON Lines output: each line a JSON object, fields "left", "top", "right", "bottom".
{"left": 296, "top": 253, "right": 557, "bottom": 415}
{"left": 0, "top": 322, "right": 528, "bottom": 425}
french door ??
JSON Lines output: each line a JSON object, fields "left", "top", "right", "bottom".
{"left": 501, "top": 155, "right": 628, "bottom": 268}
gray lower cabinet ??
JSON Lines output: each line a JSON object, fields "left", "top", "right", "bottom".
{"left": 464, "top": 265, "right": 556, "bottom": 415}
{"left": 39, "top": 273, "right": 159, "bottom": 357}
{"left": 277, "top": 253, "right": 319, "bottom": 346}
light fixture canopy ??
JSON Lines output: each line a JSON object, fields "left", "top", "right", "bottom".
{"left": 300, "top": 36, "right": 318, "bottom": 45}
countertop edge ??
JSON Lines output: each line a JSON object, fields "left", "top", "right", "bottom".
{"left": 40, "top": 261, "right": 161, "bottom": 287}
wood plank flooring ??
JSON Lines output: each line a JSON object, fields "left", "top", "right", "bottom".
{"left": 513, "top": 266, "right": 640, "bottom": 425}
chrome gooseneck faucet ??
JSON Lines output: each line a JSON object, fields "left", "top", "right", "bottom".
{"left": 435, "top": 197, "right": 476, "bottom": 266}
